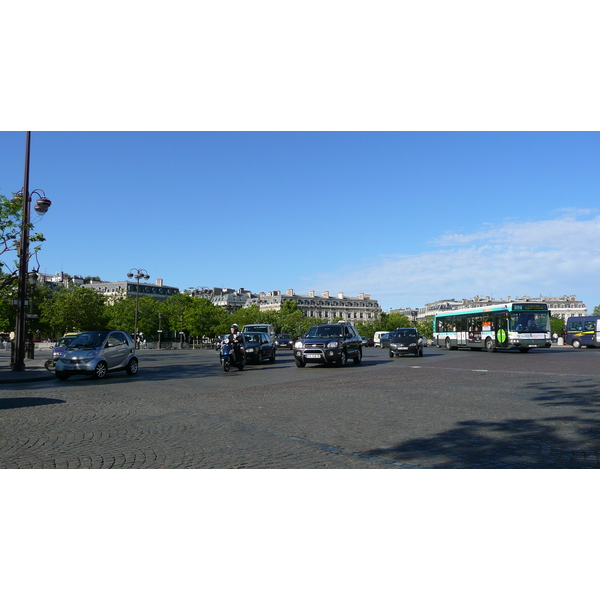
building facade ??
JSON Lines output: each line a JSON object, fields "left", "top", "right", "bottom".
{"left": 414, "top": 295, "right": 586, "bottom": 321}
{"left": 191, "top": 287, "right": 256, "bottom": 314}
{"left": 247, "top": 289, "right": 382, "bottom": 324}
{"left": 82, "top": 278, "right": 179, "bottom": 303}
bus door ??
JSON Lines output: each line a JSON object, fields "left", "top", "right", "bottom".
{"left": 494, "top": 313, "right": 509, "bottom": 349}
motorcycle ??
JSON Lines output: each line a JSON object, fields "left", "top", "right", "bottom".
{"left": 220, "top": 340, "right": 246, "bottom": 372}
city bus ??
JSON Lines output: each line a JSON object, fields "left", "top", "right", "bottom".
{"left": 433, "top": 302, "right": 552, "bottom": 353}
{"left": 565, "top": 316, "right": 600, "bottom": 349}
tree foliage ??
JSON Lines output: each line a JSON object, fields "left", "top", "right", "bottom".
{"left": 41, "top": 286, "right": 108, "bottom": 334}
{"left": 0, "top": 193, "right": 46, "bottom": 291}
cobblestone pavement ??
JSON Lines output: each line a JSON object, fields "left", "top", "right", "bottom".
{"left": 2, "top": 346, "right": 600, "bottom": 468}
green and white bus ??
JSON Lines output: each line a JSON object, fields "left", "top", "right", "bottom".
{"left": 434, "top": 302, "right": 552, "bottom": 353}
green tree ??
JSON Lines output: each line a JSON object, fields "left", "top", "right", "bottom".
{"left": 0, "top": 193, "right": 46, "bottom": 292}
{"left": 105, "top": 296, "right": 161, "bottom": 340}
{"left": 162, "top": 293, "right": 194, "bottom": 343}
{"left": 593, "top": 305, "right": 600, "bottom": 316}
{"left": 186, "top": 297, "right": 230, "bottom": 339}
{"left": 551, "top": 316, "right": 565, "bottom": 337}
{"left": 229, "top": 304, "right": 261, "bottom": 328}
{"left": 416, "top": 317, "right": 433, "bottom": 340}
{"left": 383, "top": 312, "right": 412, "bottom": 330}
{"left": 41, "top": 286, "right": 108, "bottom": 334}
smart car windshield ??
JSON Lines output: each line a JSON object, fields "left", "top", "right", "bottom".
{"left": 69, "top": 331, "right": 109, "bottom": 349}
{"left": 305, "top": 326, "right": 344, "bottom": 339}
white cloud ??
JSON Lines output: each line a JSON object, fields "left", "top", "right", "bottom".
{"left": 308, "top": 213, "right": 600, "bottom": 310}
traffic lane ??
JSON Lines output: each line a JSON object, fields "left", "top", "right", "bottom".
{"left": 4, "top": 346, "right": 600, "bottom": 468}
{"left": 183, "top": 347, "right": 600, "bottom": 468}
{"left": 367, "top": 347, "right": 600, "bottom": 467}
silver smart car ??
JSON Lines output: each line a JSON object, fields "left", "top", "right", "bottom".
{"left": 55, "top": 330, "right": 138, "bottom": 380}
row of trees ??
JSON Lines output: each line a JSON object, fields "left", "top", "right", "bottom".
{"left": 0, "top": 277, "right": 433, "bottom": 342}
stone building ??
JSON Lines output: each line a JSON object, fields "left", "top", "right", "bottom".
{"left": 191, "top": 287, "right": 256, "bottom": 314}
{"left": 82, "top": 278, "right": 179, "bottom": 304}
{"left": 247, "top": 289, "right": 382, "bottom": 324}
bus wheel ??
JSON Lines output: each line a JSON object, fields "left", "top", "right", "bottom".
{"left": 572, "top": 339, "right": 582, "bottom": 349}
{"left": 485, "top": 338, "right": 496, "bottom": 352}
{"left": 445, "top": 338, "right": 452, "bottom": 350}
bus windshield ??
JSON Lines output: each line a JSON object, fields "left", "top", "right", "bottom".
{"left": 509, "top": 311, "right": 549, "bottom": 333}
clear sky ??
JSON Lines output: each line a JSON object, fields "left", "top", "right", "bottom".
{"left": 1, "top": 131, "right": 599, "bottom": 312}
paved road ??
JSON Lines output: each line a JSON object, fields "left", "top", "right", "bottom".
{"left": 2, "top": 345, "right": 600, "bottom": 468}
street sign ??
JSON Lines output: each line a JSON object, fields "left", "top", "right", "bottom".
{"left": 26, "top": 314, "right": 38, "bottom": 319}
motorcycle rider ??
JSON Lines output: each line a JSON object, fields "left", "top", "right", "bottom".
{"left": 227, "top": 323, "right": 246, "bottom": 364}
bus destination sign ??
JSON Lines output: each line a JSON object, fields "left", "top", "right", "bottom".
{"left": 513, "top": 303, "right": 547, "bottom": 311}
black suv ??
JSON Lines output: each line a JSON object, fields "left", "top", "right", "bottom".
{"left": 294, "top": 322, "right": 362, "bottom": 367}
{"left": 389, "top": 328, "right": 424, "bottom": 358}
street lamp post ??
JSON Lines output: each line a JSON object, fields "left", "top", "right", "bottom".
{"left": 10, "top": 132, "right": 52, "bottom": 372}
{"left": 157, "top": 312, "right": 162, "bottom": 349}
{"left": 127, "top": 268, "right": 150, "bottom": 349}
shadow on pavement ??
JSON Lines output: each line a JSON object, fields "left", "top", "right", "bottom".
{"left": 362, "top": 382, "right": 600, "bottom": 468}
{"left": 1, "top": 397, "right": 66, "bottom": 410}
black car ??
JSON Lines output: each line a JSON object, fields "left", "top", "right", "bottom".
{"left": 275, "top": 334, "right": 294, "bottom": 350}
{"left": 389, "top": 328, "right": 424, "bottom": 358}
{"left": 380, "top": 332, "right": 392, "bottom": 348}
{"left": 243, "top": 332, "right": 276, "bottom": 364}
{"left": 294, "top": 322, "right": 362, "bottom": 367}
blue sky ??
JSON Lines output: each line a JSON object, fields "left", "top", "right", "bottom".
{"left": 1, "top": 131, "right": 599, "bottom": 312}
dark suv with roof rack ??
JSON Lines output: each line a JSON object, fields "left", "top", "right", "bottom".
{"left": 293, "top": 322, "right": 362, "bottom": 367}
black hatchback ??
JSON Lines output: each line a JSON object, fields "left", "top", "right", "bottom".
{"left": 389, "top": 328, "right": 424, "bottom": 358}
{"left": 243, "top": 332, "right": 276, "bottom": 364}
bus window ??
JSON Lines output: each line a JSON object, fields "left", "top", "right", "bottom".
{"left": 570, "top": 321, "right": 583, "bottom": 332}
{"left": 584, "top": 321, "right": 595, "bottom": 332}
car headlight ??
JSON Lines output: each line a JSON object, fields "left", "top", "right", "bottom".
{"left": 409, "top": 343, "right": 416, "bottom": 347}
{"left": 294, "top": 341, "right": 303, "bottom": 349}
{"left": 327, "top": 341, "right": 340, "bottom": 349}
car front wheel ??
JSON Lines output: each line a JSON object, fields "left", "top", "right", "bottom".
{"left": 126, "top": 357, "right": 139, "bottom": 375}
{"left": 93, "top": 361, "right": 108, "bottom": 379}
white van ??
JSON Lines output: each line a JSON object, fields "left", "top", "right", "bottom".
{"left": 241, "top": 324, "right": 275, "bottom": 341}
{"left": 373, "top": 331, "right": 390, "bottom": 348}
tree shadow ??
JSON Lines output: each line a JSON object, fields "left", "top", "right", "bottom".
{"left": 0, "top": 397, "right": 66, "bottom": 410}
{"left": 363, "top": 381, "right": 600, "bottom": 468}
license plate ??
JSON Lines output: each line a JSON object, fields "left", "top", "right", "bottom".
{"left": 306, "top": 354, "right": 321, "bottom": 358}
